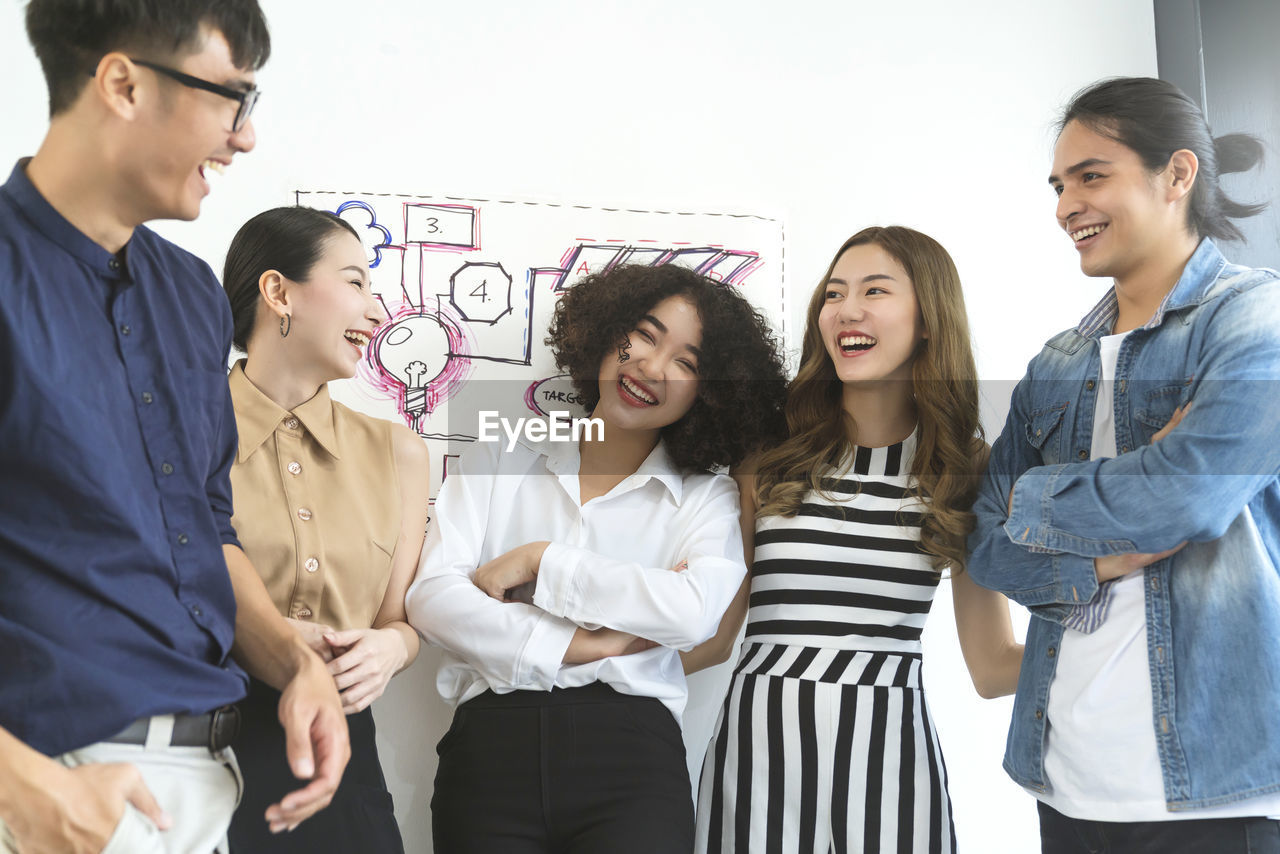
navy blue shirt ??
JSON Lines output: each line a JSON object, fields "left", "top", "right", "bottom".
{"left": 0, "top": 161, "right": 247, "bottom": 756}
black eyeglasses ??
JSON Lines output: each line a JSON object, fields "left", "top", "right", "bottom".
{"left": 130, "top": 58, "right": 260, "bottom": 132}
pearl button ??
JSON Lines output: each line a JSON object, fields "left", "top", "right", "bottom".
{"left": 296, "top": 608, "right": 313, "bottom": 619}
{"left": 304, "top": 557, "right": 319, "bottom": 573}
{"left": 287, "top": 461, "right": 302, "bottom": 475}
{"left": 297, "top": 508, "right": 312, "bottom": 521}
{"left": 284, "top": 417, "right": 299, "bottom": 430}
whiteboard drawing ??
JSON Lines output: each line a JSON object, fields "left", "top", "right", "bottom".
{"left": 301, "top": 189, "right": 787, "bottom": 498}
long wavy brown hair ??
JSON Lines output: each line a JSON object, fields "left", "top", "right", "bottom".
{"left": 755, "top": 226, "right": 983, "bottom": 573}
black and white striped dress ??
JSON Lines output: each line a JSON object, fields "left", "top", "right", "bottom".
{"left": 696, "top": 433, "right": 957, "bottom": 854}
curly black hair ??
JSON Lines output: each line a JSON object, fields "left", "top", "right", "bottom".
{"left": 546, "top": 263, "right": 788, "bottom": 472}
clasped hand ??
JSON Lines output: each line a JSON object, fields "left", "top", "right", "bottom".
{"left": 323, "top": 628, "right": 409, "bottom": 714}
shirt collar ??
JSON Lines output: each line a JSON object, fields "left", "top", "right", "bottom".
{"left": 228, "top": 361, "right": 342, "bottom": 462}
{"left": 1075, "top": 238, "right": 1228, "bottom": 337}
{"left": 528, "top": 427, "right": 684, "bottom": 505}
{"left": 1, "top": 159, "right": 125, "bottom": 278}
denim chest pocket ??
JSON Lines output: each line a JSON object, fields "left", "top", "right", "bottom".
{"left": 1026, "top": 402, "right": 1069, "bottom": 465}
{"left": 1135, "top": 379, "right": 1192, "bottom": 442}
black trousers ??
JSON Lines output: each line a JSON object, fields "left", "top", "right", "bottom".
{"left": 432, "top": 683, "right": 694, "bottom": 853}
{"left": 1039, "top": 801, "right": 1280, "bottom": 854}
{"left": 228, "top": 676, "right": 404, "bottom": 854}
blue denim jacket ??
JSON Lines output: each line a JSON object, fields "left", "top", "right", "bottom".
{"left": 968, "top": 239, "right": 1280, "bottom": 810}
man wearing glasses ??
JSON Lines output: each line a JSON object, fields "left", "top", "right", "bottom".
{"left": 0, "top": 2, "right": 349, "bottom": 852}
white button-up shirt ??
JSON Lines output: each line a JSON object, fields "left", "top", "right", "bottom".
{"left": 405, "top": 432, "right": 746, "bottom": 721}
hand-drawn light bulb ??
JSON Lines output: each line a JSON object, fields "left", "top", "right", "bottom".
{"left": 366, "top": 307, "right": 476, "bottom": 437}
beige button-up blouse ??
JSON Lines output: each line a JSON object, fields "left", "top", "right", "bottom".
{"left": 228, "top": 362, "right": 401, "bottom": 632}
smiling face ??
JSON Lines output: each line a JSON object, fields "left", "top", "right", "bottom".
{"left": 594, "top": 294, "right": 703, "bottom": 439}
{"left": 285, "top": 230, "right": 386, "bottom": 383}
{"left": 817, "top": 243, "right": 925, "bottom": 387}
{"left": 1049, "top": 119, "right": 1182, "bottom": 283}
{"left": 127, "top": 27, "right": 257, "bottom": 222}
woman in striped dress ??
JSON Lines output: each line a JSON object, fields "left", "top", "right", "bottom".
{"left": 690, "top": 226, "right": 1024, "bottom": 853}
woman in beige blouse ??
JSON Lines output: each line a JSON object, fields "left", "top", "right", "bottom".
{"left": 220, "top": 206, "right": 428, "bottom": 852}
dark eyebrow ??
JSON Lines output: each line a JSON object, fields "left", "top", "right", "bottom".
{"left": 1048, "top": 158, "right": 1112, "bottom": 185}
{"left": 640, "top": 313, "right": 700, "bottom": 358}
{"left": 827, "top": 274, "right": 896, "bottom": 286}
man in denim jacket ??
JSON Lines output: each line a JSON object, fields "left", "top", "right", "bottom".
{"left": 969, "top": 77, "right": 1280, "bottom": 853}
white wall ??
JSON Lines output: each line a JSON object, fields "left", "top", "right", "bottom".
{"left": 2, "top": 0, "right": 1157, "bottom": 850}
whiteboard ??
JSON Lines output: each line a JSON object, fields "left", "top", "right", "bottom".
{"left": 301, "top": 188, "right": 788, "bottom": 496}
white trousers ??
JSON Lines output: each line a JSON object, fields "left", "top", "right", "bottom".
{"left": 1, "top": 715, "right": 242, "bottom": 854}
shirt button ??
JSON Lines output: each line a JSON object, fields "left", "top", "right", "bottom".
{"left": 119, "top": 324, "right": 131, "bottom": 336}
{"left": 1121, "top": 446, "right": 1130, "bottom": 453}
{"left": 297, "top": 508, "right": 313, "bottom": 521}
{"left": 1086, "top": 379, "right": 1096, "bottom": 390}
{"left": 1077, "top": 450, "right": 1088, "bottom": 460}
{"left": 161, "top": 462, "right": 174, "bottom": 475}
{"left": 1035, "top": 709, "right": 1044, "bottom": 720}
{"left": 1047, "top": 646, "right": 1056, "bottom": 658}
{"left": 304, "top": 557, "right": 319, "bottom": 573}
{"left": 287, "top": 461, "right": 302, "bottom": 475}
{"left": 191, "top": 605, "right": 203, "bottom": 617}
{"left": 108, "top": 258, "right": 120, "bottom": 271}
{"left": 142, "top": 391, "right": 154, "bottom": 404}
{"left": 177, "top": 533, "right": 189, "bottom": 545}
{"left": 296, "top": 608, "right": 313, "bottom": 619}
{"left": 284, "top": 417, "right": 300, "bottom": 430}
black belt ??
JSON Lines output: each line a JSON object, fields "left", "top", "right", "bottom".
{"left": 104, "top": 705, "right": 240, "bottom": 752}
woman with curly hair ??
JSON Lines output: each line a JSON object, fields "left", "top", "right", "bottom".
{"left": 690, "top": 226, "right": 1023, "bottom": 853}
{"left": 406, "top": 262, "right": 787, "bottom": 853}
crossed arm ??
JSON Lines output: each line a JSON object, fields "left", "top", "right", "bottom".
{"left": 969, "top": 285, "right": 1280, "bottom": 616}
{"left": 407, "top": 445, "right": 747, "bottom": 682}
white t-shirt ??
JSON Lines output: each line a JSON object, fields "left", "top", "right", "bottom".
{"left": 1037, "top": 331, "right": 1280, "bottom": 820}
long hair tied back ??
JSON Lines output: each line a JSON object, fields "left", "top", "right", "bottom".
{"left": 754, "top": 226, "right": 983, "bottom": 574}
{"left": 1060, "top": 76, "right": 1266, "bottom": 242}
